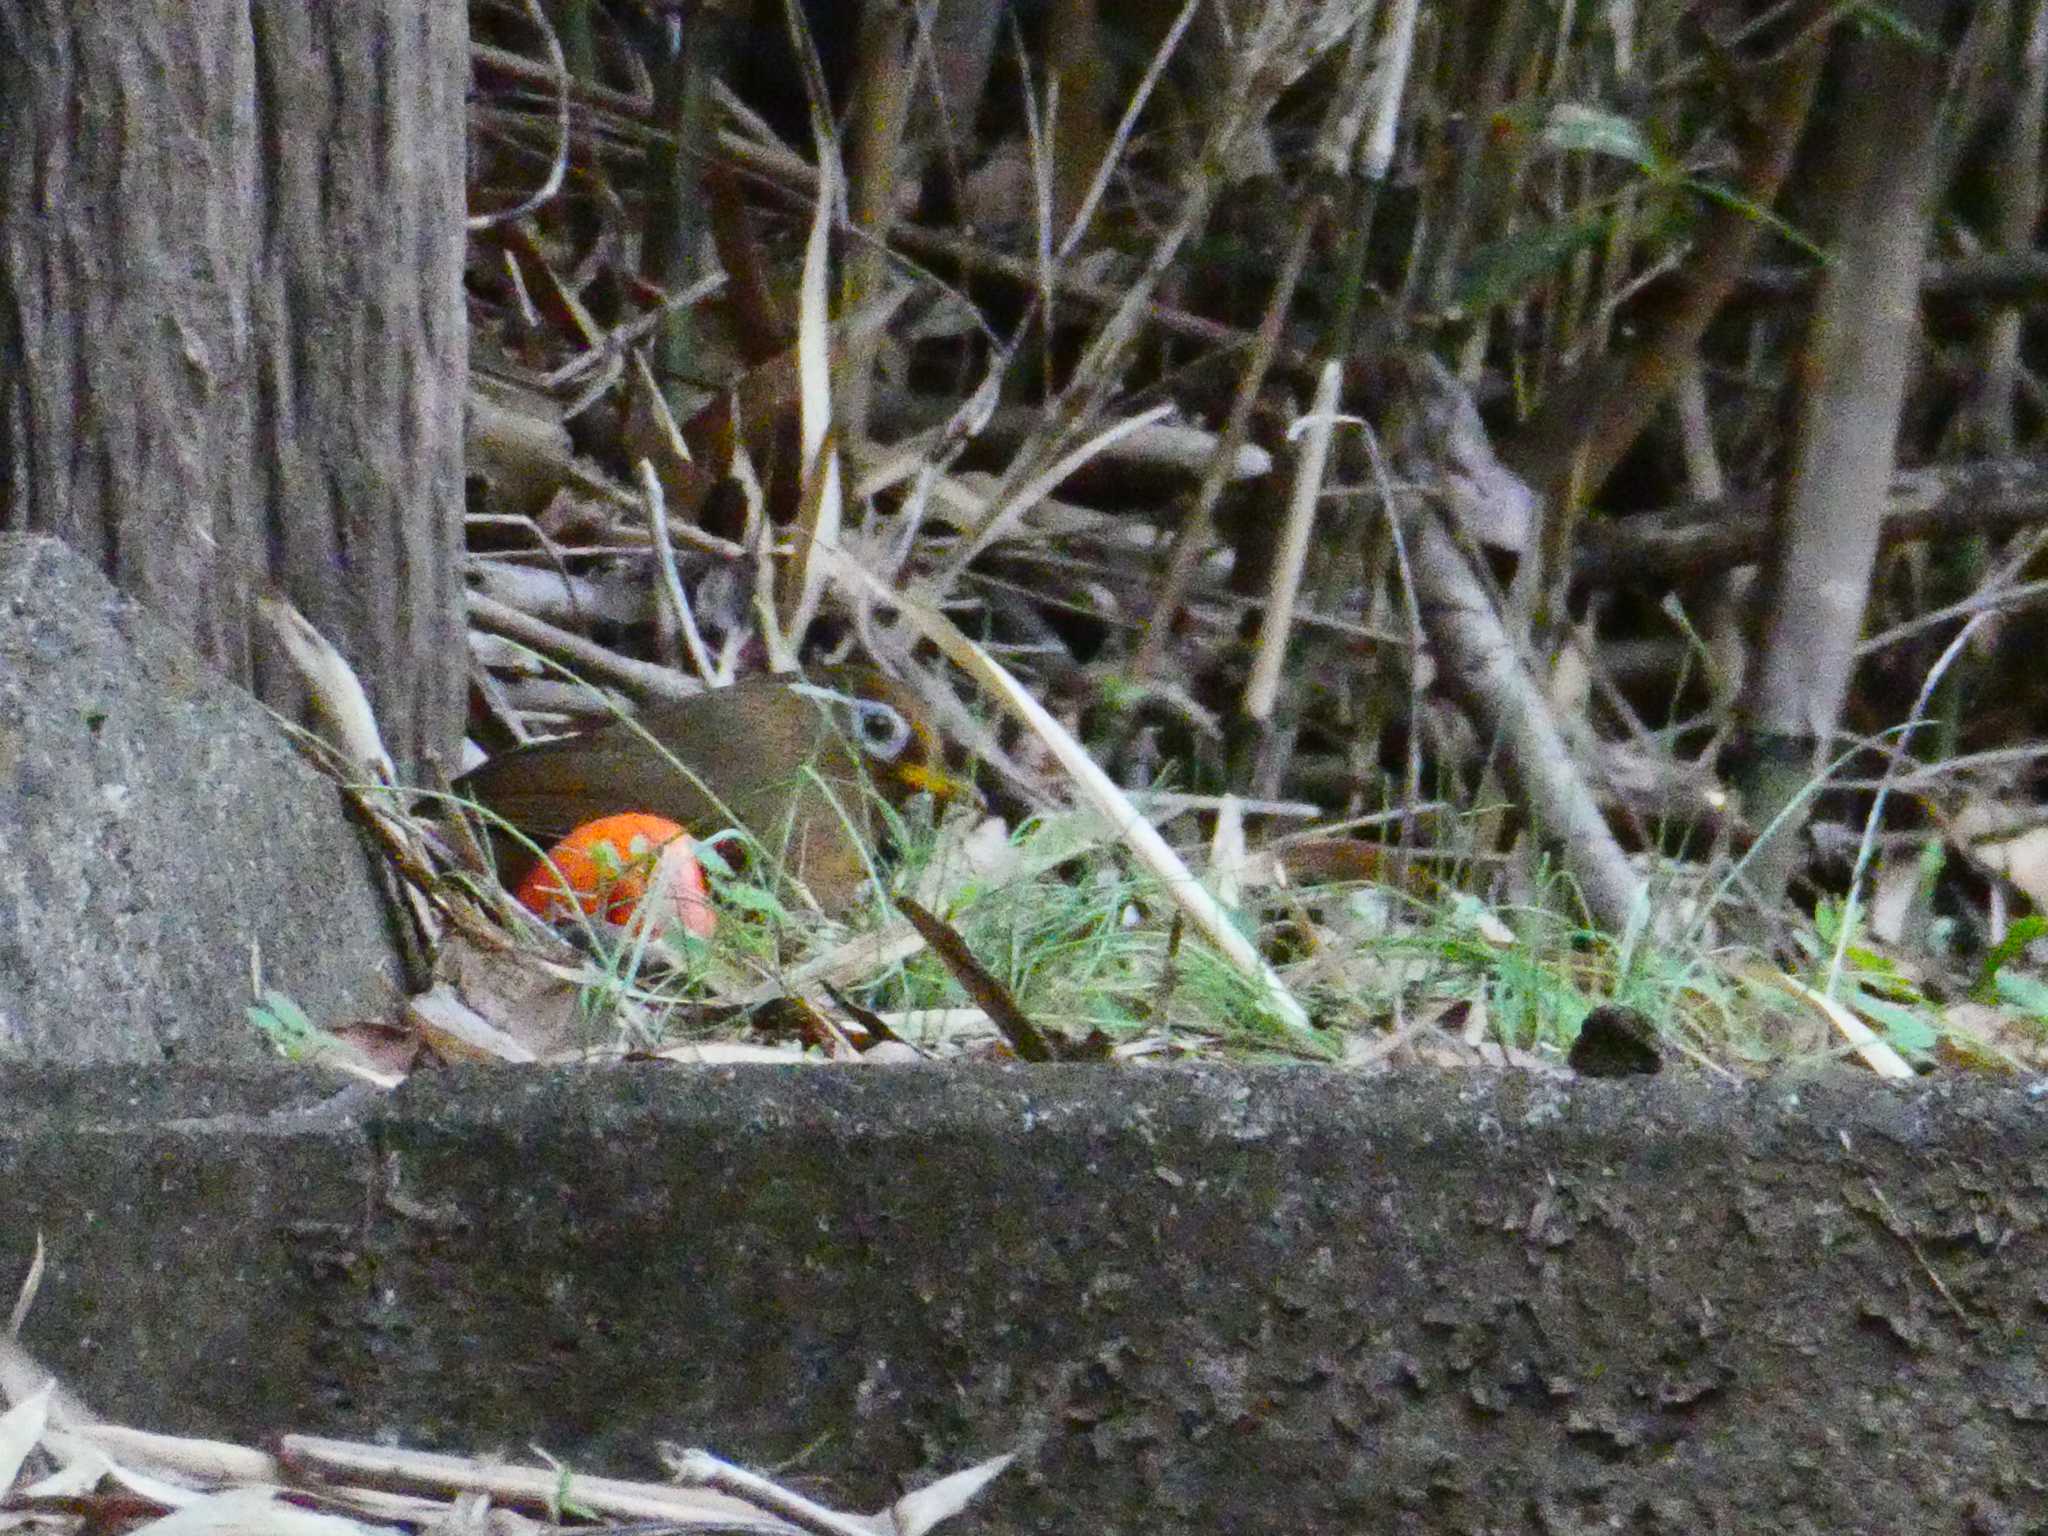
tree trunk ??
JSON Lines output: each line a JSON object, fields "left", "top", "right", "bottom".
{"left": 1725, "top": 13, "right": 1954, "bottom": 917}
{"left": 0, "top": 1, "right": 468, "bottom": 780}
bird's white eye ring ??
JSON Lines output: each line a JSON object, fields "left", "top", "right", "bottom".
{"left": 789, "top": 684, "right": 914, "bottom": 760}
{"left": 847, "top": 698, "right": 913, "bottom": 759}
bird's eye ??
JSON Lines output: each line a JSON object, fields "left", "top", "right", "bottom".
{"left": 788, "top": 681, "right": 916, "bottom": 761}
{"left": 848, "top": 699, "right": 913, "bottom": 760}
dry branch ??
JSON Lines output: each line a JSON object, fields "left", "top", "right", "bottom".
{"left": 1736, "top": 250, "right": 2048, "bottom": 309}
{"left": 1570, "top": 457, "right": 2048, "bottom": 590}
{"left": 1405, "top": 507, "right": 1648, "bottom": 935}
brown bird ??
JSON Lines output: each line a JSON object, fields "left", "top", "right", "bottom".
{"left": 454, "top": 667, "right": 962, "bottom": 913}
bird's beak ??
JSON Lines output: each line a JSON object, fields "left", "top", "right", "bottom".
{"left": 893, "top": 759, "right": 985, "bottom": 809}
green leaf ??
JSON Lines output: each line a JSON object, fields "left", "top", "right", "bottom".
{"left": 1992, "top": 968, "right": 2048, "bottom": 1021}
{"left": 1847, "top": 3, "right": 1944, "bottom": 51}
{"left": 1843, "top": 985, "right": 1937, "bottom": 1055}
{"left": 1676, "top": 176, "right": 1828, "bottom": 262}
{"left": 1976, "top": 915, "right": 2048, "bottom": 1000}
{"left": 718, "top": 881, "right": 789, "bottom": 920}
{"left": 1542, "top": 103, "right": 1658, "bottom": 169}
{"left": 1455, "top": 214, "right": 1614, "bottom": 312}
{"left": 1841, "top": 948, "right": 1922, "bottom": 1001}
{"left": 1811, "top": 896, "right": 1848, "bottom": 947}
{"left": 246, "top": 990, "right": 333, "bottom": 1062}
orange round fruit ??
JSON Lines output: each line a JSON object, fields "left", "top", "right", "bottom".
{"left": 512, "top": 813, "right": 716, "bottom": 939}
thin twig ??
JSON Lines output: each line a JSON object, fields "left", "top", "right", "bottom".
{"left": 467, "top": 592, "right": 703, "bottom": 707}
{"left": 639, "top": 458, "right": 721, "bottom": 684}
{"left": 1246, "top": 361, "right": 1345, "bottom": 721}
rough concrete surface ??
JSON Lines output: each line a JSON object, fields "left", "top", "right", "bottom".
{"left": 0, "top": 1063, "right": 2044, "bottom": 1533}
{"left": 0, "top": 534, "right": 407, "bottom": 1061}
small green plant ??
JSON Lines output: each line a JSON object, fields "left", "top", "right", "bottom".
{"left": 1976, "top": 916, "right": 2048, "bottom": 1022}
{"left": 247, "top": 990, "right": 326, "bottom": 1058}
{"left": 246, "top": 989, "right": 370, "bottom": 1067}
{"left": 1807, "top": 898, "right": 1940, "bottom": 1058}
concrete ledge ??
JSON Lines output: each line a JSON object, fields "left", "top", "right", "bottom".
{"left": 2, "top": 1065, "right": 2044, "bottom": 1531}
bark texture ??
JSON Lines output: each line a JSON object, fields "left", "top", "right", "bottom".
{"left": 1727, "top": 14, "right": 1953, "bottom": 911}
{"left": 0, "top": 1, "right": 467, "bottom": 778}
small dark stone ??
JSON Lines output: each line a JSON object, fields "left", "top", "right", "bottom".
{"left": 1569, "top": 1004, "right": 1663, "bottom": 1077}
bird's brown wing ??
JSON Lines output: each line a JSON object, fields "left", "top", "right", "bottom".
{"left": 452, "top": 674, "right": 886, "bottom": 905}
{"left": 453, "top": 731, "right": 728, "bottom": 845}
